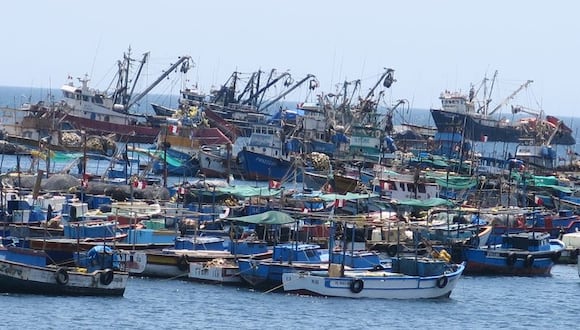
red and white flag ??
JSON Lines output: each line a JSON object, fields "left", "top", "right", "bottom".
{"left": 81, "top": 174, "right": 90, "bottom": 189}
{"left": 335, "top": 199, "right": 345, "bottom": 208}
{"left": 169, "top": 125, "right": 179, "bottom": 135}
{"left": 269, "top": 180, "right": 282, "bottom": 189}
{"left": 133, "top": 180, "right": 147, "bottom": 190}
{"left": 481, "top": 135, "right": 488, "bottom": 142}
{"left": 534, "top": 195, "right": 543, "bottom": 206}
{"left": 177, "top": 187, "right": 187, "bottom": 195}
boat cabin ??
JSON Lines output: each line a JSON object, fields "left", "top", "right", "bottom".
{"left": 440, "top": 91, "right": 474, "bottom": 113}
{"left": 502, "top": 232, "right": 551, "bottom": 252}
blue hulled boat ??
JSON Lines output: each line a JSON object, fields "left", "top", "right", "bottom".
{"left": 458, "top": 230, "right": 564, "bottom": 275}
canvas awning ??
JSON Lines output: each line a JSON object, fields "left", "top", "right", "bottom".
{"left": 225, "top": 210, "right": 296, "bottom": 225}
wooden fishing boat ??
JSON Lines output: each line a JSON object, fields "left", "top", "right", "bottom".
{"left": 0, "top": 245, "right": 128, "bottom": 296}
{"left": 283, "top": 258, "right": 465, "bottom": 299}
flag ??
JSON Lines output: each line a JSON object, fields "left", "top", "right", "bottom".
{"left": 177, "top": 187, "right": 187, "bottom": 195}
{"left": 534, "top": 195, "right": 543, "bottom": 206}
{"left": 269, "top": 180, "right": 282, "bottom": 189}
{"left": 133, "top": 180, "right": 147, "bottom": 189}
{"left": 481, "top": 135, "right": 488, "bottom": 142}
{"left": 81, "top": 174, "right": 90, "bottom": 189}
{"left": 169, "top": 125, "right": 178, "bottom": 134}
{"left": 335, "top": 199, "right": 345, "bottom": 208}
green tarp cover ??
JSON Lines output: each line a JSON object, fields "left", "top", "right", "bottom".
{"left": 216, "top": 186, "right": 281, "bottom": 197}
{"left": 432, "top": 176, "right": 477, "bottom": 190}
{"left": 133, "top": 149, "right": 184, "bottom": 167}
{"left": 533, "top": 184, "right": 573, "bottom": 194}
{"left": 530, "top": 175, "right": 559, "bottom": 186}
{"left": 393, "top": 197, "right": 455, "bottom": 209}
{"left": 51, "top": 151, "right": 84, "bottom": 162}
{"left": 412, "top": 158, "right": 449, "bottom": 168}
{"left": 226, "top": 210, "right": 295, "bottom": 225}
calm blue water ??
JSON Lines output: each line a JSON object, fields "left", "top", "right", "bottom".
{"left": 0, "top": 264, "right": 577, "bottom": 329}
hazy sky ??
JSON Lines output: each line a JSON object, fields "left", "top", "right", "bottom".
{"left": 1, "top": 1, "right": 578, "bottom": 116}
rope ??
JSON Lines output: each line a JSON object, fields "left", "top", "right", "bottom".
{"left": 159, "top": 272, "right": 190, "bottom": 281}
{"left": 262, "top": 282, "right": 285, "bottom": 294}
{"left": 262, "top": 271, "right": 308, "bottom": 294}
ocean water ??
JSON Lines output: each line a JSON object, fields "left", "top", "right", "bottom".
{"left": 0, "top": 264, "right": 577, "bottom": 329}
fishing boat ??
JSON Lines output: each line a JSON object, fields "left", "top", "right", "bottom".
{"left": 560, "top": 232, "right": 580, "bottom": 264}
{"left": 282, "top": 257, "right": 465, "bottom": 299}
{"left": 430, "top": 73, "right": 575, "bottom": 145}
{"left": 119, "top": 234, "right": 270, "bottom": 278}
{"left": 457, "top": 230, "right": 564, "bottom": 275}
{"left": 0, "top": 244, "right": 128, "bottom": 296}
{"left": 188, "top": 257, "right": 242, "bottom": 284}
{"left": 1, "top": 49, "right": 192, "bottom": 145}
{"left": 237, "top": 124, "right": 302, "bottom": 181}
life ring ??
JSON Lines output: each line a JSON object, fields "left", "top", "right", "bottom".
{"left": 100, "top": 269, "right": 114, "bottom": 285}
{"left": 386, "top": 244, "right": 399, "bottom": 257}
{"left": 350, "top": 279, "right": 364, "bottom": 293}
{"left": 178, "top": 256, "right": 189, "bottom": 271}
{"left": 506, "top": 253, "right": 517, "bottom": 266}
{"left": 55, "top": 268, "right": 69, "bottom": 285}
{"left": 524, "top": 254, "right": 535, "bottom": 268}
{"left": 436, "top": 275, "right": 448, "bottom": 289}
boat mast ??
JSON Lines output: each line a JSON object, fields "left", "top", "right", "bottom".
{"left": 127, "top": 52, "right": 150, "bottom": 107}
{"left": 236, "top": 70, "right": 259, "bottom": 104}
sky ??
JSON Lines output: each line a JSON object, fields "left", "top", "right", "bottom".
{"left": 1, "top": 1, "right": 578, "bottom": 117}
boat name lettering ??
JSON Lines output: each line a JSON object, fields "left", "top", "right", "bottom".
{"left": 255, "top": 157, "right": 276, "bottom": 166}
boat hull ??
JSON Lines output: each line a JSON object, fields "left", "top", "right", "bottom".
{"left": 430, "top": 109, "right": 575, "bottom": 145}
{"left": 188, "top": 260, "right": 242, "bottom": 284}
{"left": 283, "top": 264, "right": 464, "bottom": 299}
{"left": 0, "top": 259, "right": 128, "bottom": 296}
{"left": 238, "top": 149, "right": 301, "bottom": 182}
{"left": 463, "top": 249, "right": 557, "bottom": 275}
{"left": 63, "top": 113, "right": 159, "bottom": 144}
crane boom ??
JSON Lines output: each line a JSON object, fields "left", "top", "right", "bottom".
{"left": 258, "top": 74, "right": 315, "bottom": 111}
{"left": 488, "top": 79, "right": 533, "bottom": 116}
{"left": 126, "top": 55, "right": 192, "bottom": 111}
